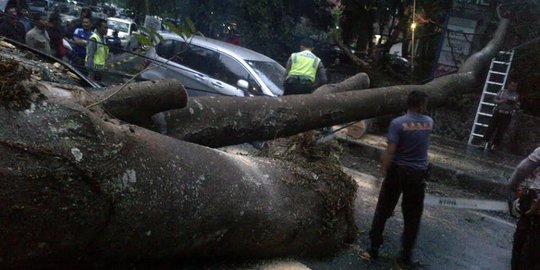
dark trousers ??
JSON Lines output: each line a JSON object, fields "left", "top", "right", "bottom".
{"left": 512, "top": 192, "right": 540, "bottom": 270}
{"left": 484, "top": 110, "right": 512, "bottom": 146}
{"left": 369, "top": 164, "right": 427, "bottom": 257}
{"left": 283, "top": 77, "right": 313, "bottom": 95}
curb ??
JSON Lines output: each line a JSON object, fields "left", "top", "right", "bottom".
{"left": 338, "top": 137, "right": 511, "bottom": 199}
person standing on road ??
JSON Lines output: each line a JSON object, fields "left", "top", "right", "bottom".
{"left": 71, "top": 17, "right": 93, "bottom": 70}
{"left": 86, "top": 19, "right": 109, "bottom": 82}
{"left": 483, "top": 80, "right": 519, "bottom": 151}
{"left": 283, "top": 39, "right": 327, "bottom": 95}
{"left": 368, "top": 90, "right": 433, "bottom": 266}
{"left": 507, "top": 147, "right": 540, "bottom": 270}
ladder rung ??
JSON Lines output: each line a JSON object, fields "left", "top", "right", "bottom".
{"left": 475, "top": 123, "right": 489, "bottom": 127}
{"left": 478, "top": 112, "right": 493, "bottom": 117}
{"left": 493, "top": 61, "right": 509, "bottom": 65}
{"left": 489, "top": 71, "right": 507, "bottom": 75}
{"left": 487, "top": 81, "right": 504, "bottom": 86}
{"left": 484, "top": 92, "right": 497, "bottom": 96}
{"left": 472, "top": 133, "right": 485, "bottom": 138}
{"left": 481, "top": 102, "right": 496, "bottom": 106}
{"left": 499, "top": 51, "right": 512, "bottom": 54}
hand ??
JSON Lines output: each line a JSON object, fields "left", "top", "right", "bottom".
{"left": 378, "top": 165, "right": 387, "bottom": 178}
{"left": 525, "top": 200, "right": 540, "bottom": 215}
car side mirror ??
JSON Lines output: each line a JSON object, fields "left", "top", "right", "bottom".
{"left": 237, "top": 79, "right": 249, "bottom": 90}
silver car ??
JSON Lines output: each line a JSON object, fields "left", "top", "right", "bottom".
{"left": 141, "top": 32, "right": 285, "bottom": 97}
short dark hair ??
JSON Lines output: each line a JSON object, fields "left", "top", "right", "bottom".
{"left": 80, "top": 7, "right": 92, "bottom": 18}
{"left": 94, "top": 19, "right": 107, "bottom": 29}
{"left": 407, "top": 90, "right": 428, "bottom": 109}
{"left": 300, "top": 39, "right": 313, "bottom": 49}
{"left": 32, "top": 12, "right": 46, "bottom": 22}
{"left": 48, "top": 12, "right": 61, "bottom": 23}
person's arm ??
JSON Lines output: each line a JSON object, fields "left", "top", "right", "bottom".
{"left": 86, "top": 37, "right": 97, "bottom": 79}
{"left": 508, "top": 154, "right": 540, "bottom": 203}
{"left": 72, "top": 30, "right": 87, "bottom": 46}
{"left": 86, "top": 38, "right": 97, "bottom": 68}
{"left": 313, "top": 61, "right": 327, "bottom": 88}
{"left": 25, "top": 31, "right": 35, "bottom": 48}
{"left": 526, "top": 199, "right": 540, "bottom": 215}
{"left": 380, "top": 143, "right": 397, "bottom": 177}
{"left": 508, "top": 158, "right": 539, "bottom": 191}
{"left": 494, "top": 90, "right": 505, "bottom": 104}
{"left": 284, "top": 57, "right": 292, "bottom": 80}
{"left": 380, "top": 120, "right": 400, "bottom": 176}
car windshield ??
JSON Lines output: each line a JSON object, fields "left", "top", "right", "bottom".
{"left": 246, "top": 60, "right": 285, "bottom": 96}
{"left": 108, "top": 21, "right": 129, "bottom": 33}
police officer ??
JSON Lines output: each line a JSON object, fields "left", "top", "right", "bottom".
{"left": 283, "top": 39, "right": 327, "bottom": 95}
{"left": 508, "top": 146, "right": 540, "bottom": 270}
{"left": 368, "top": 91, "right": 433, "bottom": 266}
{"left": 86, "top": 19, "right": 109, "bottom": 82}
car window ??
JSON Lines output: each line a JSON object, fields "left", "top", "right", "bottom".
{"left": 108, "top": 20, "right": 130, "bottom": 33}
{"left": 179, "top": 44, "right": 217, "bottom": 75}
{"left": 211, "top": 54, "right": 250, "bottom": 86}
{"left": 155, "top": 39, "right": 176, "bottom": 59}
{"left": 246, "top": 60, "right": 285, "bottom": 96}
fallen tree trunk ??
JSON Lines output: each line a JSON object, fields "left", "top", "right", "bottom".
{"left": 0, "top": 17, "right": 509, "bottom": 269}
{"left": 313, "top": 72, "right": 370, "bottom": 95}
{"left": 160, "top": 19, "right": 508, "bottom": 148}
{"left": 0, "top": 75, "right": 356, "bottom": 268}
{"left": 96, "top": 80, "right": 188, "bottom": 127}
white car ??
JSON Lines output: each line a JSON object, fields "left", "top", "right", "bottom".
{"left": 140, "top": 32, "right": 285, "bottom": 97}
{"left": 107, "top": 17, "right": 138, "bottom": 48}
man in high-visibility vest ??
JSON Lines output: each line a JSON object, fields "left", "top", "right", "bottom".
{"left": 283, "top": 39, "right": 327, "bottom": 95}
{"left": 86, "top": 19, "right": 109, "bottom": 82}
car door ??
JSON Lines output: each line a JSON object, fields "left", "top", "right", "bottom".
{"left": 153, "top": 39, "right": 215, "bottom": 96}
{"left": 207, "top": 53, "right": 262, "bottom": 97}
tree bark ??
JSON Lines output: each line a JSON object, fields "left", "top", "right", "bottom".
{"left": 0, "top": 80, "right": 356, "bottom": 268}
{"left": 95, "top": 80, "right": 188, "bottom": 127}
{"left": 313, "top": 72, "right": 370, "bottom": 94}
{"left": 159, "top": 19, "right": 508, "bottom": 148}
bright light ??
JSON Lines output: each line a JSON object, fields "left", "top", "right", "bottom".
{"left": 410, "top": 22, "right": 417, "bottom": 30}
{"left": 336, "top": 26, "right": 340, "bottom": 30}
{"left": 372, "top": 34, "right": 382, "bottom": 44}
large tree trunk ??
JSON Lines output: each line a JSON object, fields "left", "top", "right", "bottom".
{"left": 0, "top": 79, "right": 356, "bottom": 268}
{"left": 0, "top": 17, "right": 509, "bottom": 268}
{"left": 159, "top": 19, "right": 508, "bottom": 148}
{"left": 113, "top": 19, "right": 508, "bottom": 148}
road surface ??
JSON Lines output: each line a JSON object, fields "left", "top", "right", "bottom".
{"left": 167, "top": 149, "right": 515, "bottom": 270}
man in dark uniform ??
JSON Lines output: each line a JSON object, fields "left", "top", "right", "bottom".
{"left": 368, "top": 90, "right": 433, "bottom": 266}
{"left": 508, "top": 146, "right": 540, "bottom": 270}
{"left": 283, "top": 39, "right": 327, "bottom": 95}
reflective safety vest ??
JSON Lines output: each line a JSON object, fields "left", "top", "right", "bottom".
{"left": 86, "top": 33, "right": 109, "bottom": 67}
{"left": 287, "top": 50, "right": 321, "bottom": 82}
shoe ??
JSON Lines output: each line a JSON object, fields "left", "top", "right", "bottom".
{"left": 397, "top": 252, "right": 423, "bottom": 268}
{"left": 398, "top": 250, "right": 412, "bottom": 266}
{"left": 368, "top": 246, "right": 379, "bottom": 259}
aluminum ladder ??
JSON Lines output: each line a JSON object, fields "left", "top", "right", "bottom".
{"left": 467, "top": 50, "right": 515, "bottom": 146}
